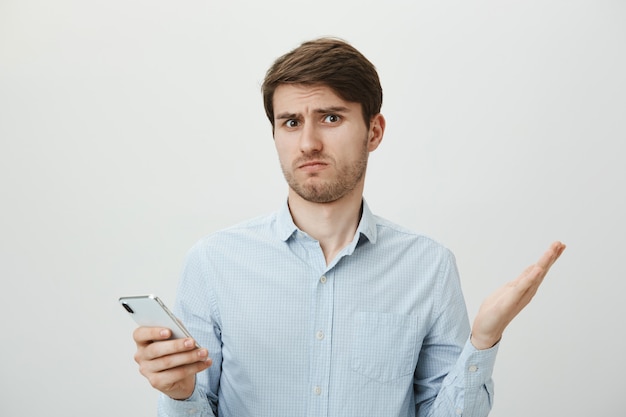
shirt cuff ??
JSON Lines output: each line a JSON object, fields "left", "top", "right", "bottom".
{"left": 456, "top": 337, "right": 499, "bottom": 388}
{"left": 157, "top": 384, "right": 214, "bottom": 417}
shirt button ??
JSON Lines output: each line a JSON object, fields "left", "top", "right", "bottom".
{"left": 320, "top": 276, "right": 327, "bottom": 284}
{"left": 316, "top": 330, "right": 325, "bottom": 340}
{"left": 456, "top": 408, "right": 463, "bottom": 415}
{"left": 468, "top": 365, "right": 478, "bottom": 372}
{"left": 313, "top": 385, "right": 322, "bottom": 395}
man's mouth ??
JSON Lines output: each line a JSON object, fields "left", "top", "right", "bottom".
{"left": 296, "top": 160, "right": 330, "bottom": 175}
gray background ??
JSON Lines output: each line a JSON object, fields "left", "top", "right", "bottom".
{"left": 1, "top": 1, "right": 624, "bottom": 416}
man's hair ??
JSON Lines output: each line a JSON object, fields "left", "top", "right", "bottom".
{"left": 262, "top": 37, "right": 383, "bottom": 129}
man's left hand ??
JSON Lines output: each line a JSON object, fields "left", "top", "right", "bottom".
{"left": 470, "top": 241, "right": 566, "bottom": 350}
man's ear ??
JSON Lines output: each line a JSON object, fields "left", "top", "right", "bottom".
{"left": 367, "top": 113, "right": 386, "bottom": 152}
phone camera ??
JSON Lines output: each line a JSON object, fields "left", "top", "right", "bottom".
{"left": 122, "top": 303, "right": 134, "bottom": 314}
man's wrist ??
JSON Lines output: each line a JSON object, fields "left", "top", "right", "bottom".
{"left": 470, "top": 334, "right": 501, "bottom": 350}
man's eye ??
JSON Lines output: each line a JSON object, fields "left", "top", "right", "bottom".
{"left": 285, "top": 119, "right": 299, "bottom": 128}
{"left": 324, "top": 114, "right": 340, "bottom": 123}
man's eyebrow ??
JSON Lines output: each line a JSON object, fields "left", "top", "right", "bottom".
{"left": 275, "top": 106, "right": 351, "bottom": 120}
{"left": 275, "top": 112, "right": 298, "bottom": 120}
{"left": 314, "top": 106, "right": 350, "bottom": 114}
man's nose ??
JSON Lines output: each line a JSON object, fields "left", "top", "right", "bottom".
{"left": 299, "top": 122, "right": 323, "bottom": 153}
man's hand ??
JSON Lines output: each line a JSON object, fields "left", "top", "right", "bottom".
{"left": 133, "top": 327, "right": 213, "bottom": 400}
{"left": 471, "top": 241, "right": 566, "bottom": 350}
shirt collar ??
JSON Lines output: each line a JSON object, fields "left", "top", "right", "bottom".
{"left": 275, "top": 198, "right": 378, "bottom": 245}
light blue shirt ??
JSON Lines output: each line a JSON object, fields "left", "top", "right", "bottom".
{"left": 159, "top": 200, "right": 498, "bottom": 417}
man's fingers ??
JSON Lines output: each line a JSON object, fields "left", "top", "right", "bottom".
{"left": 131, "top": 328, "right": 209, "bottom": 400}
{"left": 133, "top": 326, "right": 172, "bottom": 345}
{"left": 513, "top": 242, "right": 566, "bottom": 304}
{"left": 135, "top": 336, "right": 201, "bottom": 363}
{"left": 536, "top": 241, "right": 566, "bottom": 270}
{"left": 139, "top": 345, "right": 211, "bottom": 375}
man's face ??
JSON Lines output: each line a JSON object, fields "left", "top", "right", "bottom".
{"left": 272, "top": 84, "right": 383, "bottom": 204}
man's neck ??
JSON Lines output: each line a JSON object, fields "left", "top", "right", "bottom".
{"left": 287, "top": 189, "right": 363, "bottom": 265}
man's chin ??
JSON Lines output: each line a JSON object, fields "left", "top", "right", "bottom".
{"left": 294, "top": 187, "right": 346, "bottom": 204}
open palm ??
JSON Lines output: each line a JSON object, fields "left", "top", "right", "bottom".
{"left": 471, "top": 241, "right": 566, "bottom": 350}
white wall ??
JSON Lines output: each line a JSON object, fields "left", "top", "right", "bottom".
{"left": 1, "top": 1, "right": 624, "bottom": 416}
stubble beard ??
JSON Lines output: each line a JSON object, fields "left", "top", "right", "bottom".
{"left": 281, "top": 139, "right": 369, "bottom": 204}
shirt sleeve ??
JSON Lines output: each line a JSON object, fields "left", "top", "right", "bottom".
{"left": 425, "top": 338, "right": 498, "bottom": 417}
{"left": 415, "top": 248, "right": 498, "bottom": 417}
{"left": 157, "top": 239, "right": 222, "bottom": 417}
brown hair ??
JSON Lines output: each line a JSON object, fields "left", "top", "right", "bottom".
{"left": 262, "top": 37, "right": 383, "bottom": 129}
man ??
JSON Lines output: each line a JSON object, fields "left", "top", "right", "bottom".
{"left": 133, "top": 38, "right": 565, "bottom": 417}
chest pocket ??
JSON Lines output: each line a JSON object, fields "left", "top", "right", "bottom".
{"left": 351, "top": 311, "right": 419, "bottom": 383}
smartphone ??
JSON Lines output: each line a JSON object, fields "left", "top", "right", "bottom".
{"left": 119, "top": 294, "right": 200, "bottom": 347}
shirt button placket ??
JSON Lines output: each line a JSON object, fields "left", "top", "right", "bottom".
{"left": 308, "top": 273, "right": 332, "bottom": 417}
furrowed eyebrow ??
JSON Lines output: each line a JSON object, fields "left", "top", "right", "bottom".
{"left": 275, "top": 112, "right": 299, "bottom": 120}
{"left": 275, "top": 106, "right": 350, "bottom": 120}
{"left": 314, "top": 106, "right": 350, "bottom": 114}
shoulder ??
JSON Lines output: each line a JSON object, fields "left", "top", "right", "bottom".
{"left": 375, "top": 215, "right": 450, "bottom": 249}
{"left": 187, "top": 212, "right": 279, "bottom": 254}
{"left": 367, "top": 214, "right": 457, "bottom": 270}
